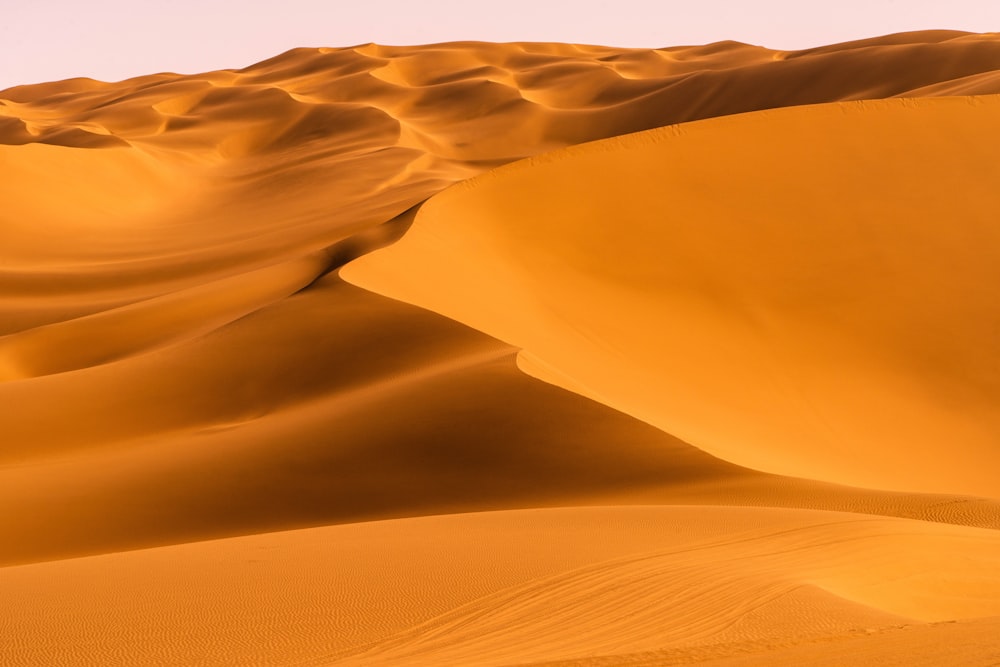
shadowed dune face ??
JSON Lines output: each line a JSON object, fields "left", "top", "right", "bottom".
{"left": 10, "top": 272, "right": 999, "bottom": 566}
{"left": 3, "top": 31, "right": 1000, "bottom": 667}
{"left": 0, "top": 276, "right": 759, "bottom": 564}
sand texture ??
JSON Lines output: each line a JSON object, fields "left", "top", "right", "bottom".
{"left": 3, "top": 31, "right": 1000, "bottom": 666}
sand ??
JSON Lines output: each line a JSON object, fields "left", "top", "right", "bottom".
{"left": 5, "top": 507, "right": 1000, "bottom": 666}
{"left": 343, "top": 94, "right": 1000, "bottom": 498}
{"left": 6, "top": 506, "right": 1000, "bottom": 666}
{"left": 3, "top": 30, "right": 1000, "bottom": 666}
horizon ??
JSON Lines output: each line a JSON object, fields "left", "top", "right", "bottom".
{"left": 3, "top": 0, "right": 999, "bottom": 92}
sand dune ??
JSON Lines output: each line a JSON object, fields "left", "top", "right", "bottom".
{"left": 8, "top": 272, "right": 999, "bottom": 566}
{"left": 4, "top": 31, "right": 1000, "bottom": 332}
{"left": 3, "top": 31, "right": 1000, "bottom": 666}
{"left": 344, "top": 94, "right": 1000, "bottom": 498}
{"left": 0, "top": 275, "right": 747, "bottom": 564}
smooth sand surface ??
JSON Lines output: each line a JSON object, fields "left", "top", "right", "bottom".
{"left": 3, "top": 31, "right": 1000, "bottom": 666}
{"left": 7, "top": 273, "right": 1000, "bottom": 565}
{"left": 344, "top": 94, "right": 1000, "bottom": 498}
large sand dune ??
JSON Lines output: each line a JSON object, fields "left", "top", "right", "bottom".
{"left": 3, "top": 31, "right": 1000, "bottom": 666}
{"left": 343, "top": 94, "right": 1000, "bottom": 498}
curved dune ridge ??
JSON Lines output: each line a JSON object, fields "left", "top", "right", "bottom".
{"left": 3, "top": 31, "right": 1000, "bottom": 666}
{"left": 343, "top": 94, "right": 1000, "bottom": 498}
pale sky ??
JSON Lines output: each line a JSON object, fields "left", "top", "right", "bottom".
{"left": 3, "top": 0, "right": 999, "bottom": 92}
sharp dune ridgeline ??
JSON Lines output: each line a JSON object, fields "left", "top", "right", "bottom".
{"left": 2, "top": 30, "right": 1000, "bottom": 666}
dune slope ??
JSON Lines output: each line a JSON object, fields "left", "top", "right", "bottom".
{"left": 8, "top": 271, "right": 999, "bottom": 566}
{"left": 4, "top": 31, "right": 1000, "bottom": 329}
{"left": 344, "top": 94, "right": 1000, "bottom": 498}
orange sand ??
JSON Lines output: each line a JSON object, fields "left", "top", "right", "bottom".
{"left": 344, "top": 94, "right": 1000, "bottom": 498}
{"left": 2, "top": 31, "right": 1000, "bottom": 666}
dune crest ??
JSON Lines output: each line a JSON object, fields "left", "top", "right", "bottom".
{"left": 344, "top": 94, "right": 1000, "bottom": 498}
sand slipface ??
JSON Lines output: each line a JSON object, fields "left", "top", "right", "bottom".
{"left": 3, "top": 31, "right": 1000, "bottom": 667}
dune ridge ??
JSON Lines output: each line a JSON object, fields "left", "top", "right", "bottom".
{"left": 3, "top": 31, "right": 1000, "bottom": 666}
{"left": 343, "top": 93, "right": 1000, "bottom": 498}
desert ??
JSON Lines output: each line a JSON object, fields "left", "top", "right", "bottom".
{"left": 2, "top": 29, "right": 1000, "bottom": 666}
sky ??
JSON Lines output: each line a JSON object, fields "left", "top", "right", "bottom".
{"left": 3, "top": 0, "right": 999, "bottom": 91}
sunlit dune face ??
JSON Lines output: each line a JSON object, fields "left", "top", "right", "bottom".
{"left": 344, "top": 94, "right": 1000, "bottom": 498}
{"left": 2, "top": 31, "right": 1000, "bottom": 667}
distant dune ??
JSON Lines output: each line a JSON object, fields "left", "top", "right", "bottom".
{"left": 2, "top": 31, "right": 1000, "bottom": 666}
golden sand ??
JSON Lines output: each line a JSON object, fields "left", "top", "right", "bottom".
{"left": 2, "top": 31, "right": 1000, "bottom": 666}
